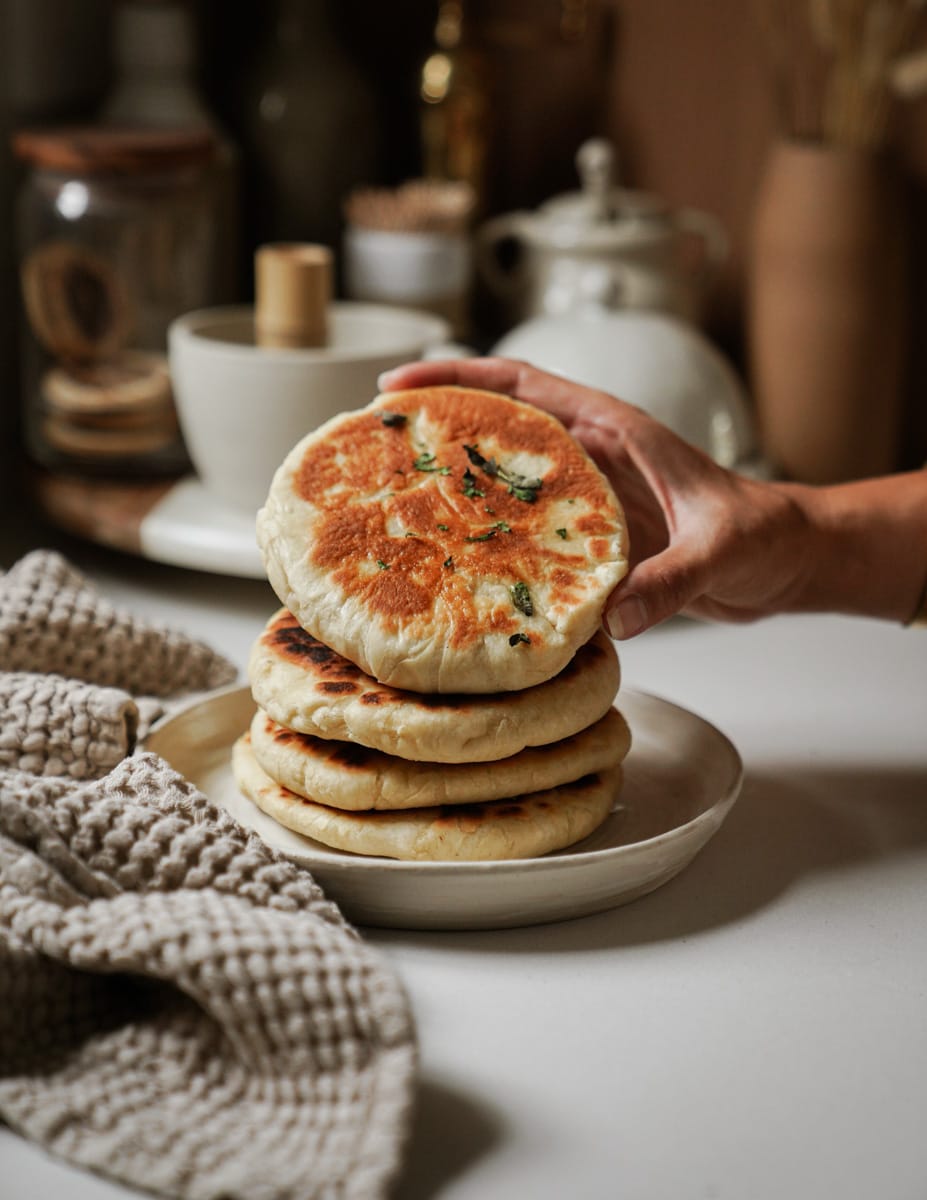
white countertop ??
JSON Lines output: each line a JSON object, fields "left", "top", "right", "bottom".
{"left": 2, "top": 526, "right": 926, "bottom": 1200}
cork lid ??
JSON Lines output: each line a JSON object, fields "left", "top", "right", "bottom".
{"left": 12, "top": 126, "right": 216, "bottom": 174}
{"left": 254, "top": 244, "right": 333, "bottom": 349}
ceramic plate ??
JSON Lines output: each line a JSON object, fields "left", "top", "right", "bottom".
{"left": 139, "top": 477, "right": 265, "bottom": 578}
{"left": 144, "top": 686, "right": 742, "bottom": 930}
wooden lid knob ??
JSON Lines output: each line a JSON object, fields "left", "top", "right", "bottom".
{"left": 255, "top": 243, "right": 332, "bottom": 349}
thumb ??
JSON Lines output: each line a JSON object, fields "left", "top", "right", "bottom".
{"left": 604, "top": 546, "right": 704, "bottom": 639}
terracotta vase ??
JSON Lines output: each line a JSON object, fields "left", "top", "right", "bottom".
{"left": 748, "top": 140, "right": 909, "bottom": 483}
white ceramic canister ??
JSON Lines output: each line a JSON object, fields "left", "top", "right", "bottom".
{"left": 169, "top": 302, "right": 450, "bottom": 512}
{"left": 344, "top": 225, "right": 472, "bottom": 335}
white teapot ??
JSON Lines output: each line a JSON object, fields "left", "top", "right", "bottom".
{"left": 492, "top": 306, "right": 757, "bottom": 469}
{"left": 477, "top": 139, "right": 728, "bottom": 327}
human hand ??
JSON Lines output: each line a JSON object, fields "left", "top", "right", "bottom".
{"left": 378, "top": 357, "right": 815, "bottom": 639}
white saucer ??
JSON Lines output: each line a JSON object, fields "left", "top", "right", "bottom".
{"left": 145, "top": 686, "right": 743, "bottom": 931}
{"left": 139, "top": 476, "right": 265, "bottom": 578}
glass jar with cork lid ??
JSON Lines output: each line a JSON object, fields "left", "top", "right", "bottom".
{"left": 13, "top": 126, "right": 225, "bottom": 476}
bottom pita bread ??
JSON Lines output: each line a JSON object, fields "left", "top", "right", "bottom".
{"left": 233, "top": 733, "right": 621, "bottom": 862}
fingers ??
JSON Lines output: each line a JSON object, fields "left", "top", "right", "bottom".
{"left": 378, "top": 358, "right": 501, "bottom": 392}
{"left": 604, "top": 545, "right": 708, "bottom": 639}
{"left": 604, "top": 591, "right": 650, "bottom": 641}
{"left": 380, "top": 355, "right": 722, "bottom": 640}
{"left": 378, "top": 356, "right": 624, "bottom": 434}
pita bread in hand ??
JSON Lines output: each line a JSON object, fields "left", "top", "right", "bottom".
{"left": 257, "top": 386, "right": 628, "bottom": 694}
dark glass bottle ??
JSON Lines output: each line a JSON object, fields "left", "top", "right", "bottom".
{"left": 241, "top": 0, "right": 382, "bottom": 251}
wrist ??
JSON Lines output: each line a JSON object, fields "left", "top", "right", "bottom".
{"left": 774, "top": 472, "right": 927, "bottom": 622}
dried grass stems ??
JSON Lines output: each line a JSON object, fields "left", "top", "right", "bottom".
{"left": 344, "top": 179, "right": 476, "bottom": 234}
{"left": 755, "top": 0, "right": 927, "bottom": 149}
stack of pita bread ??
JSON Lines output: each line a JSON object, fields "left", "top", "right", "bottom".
{"left": 233, "top": 385, "right": 632, "bottom": 862}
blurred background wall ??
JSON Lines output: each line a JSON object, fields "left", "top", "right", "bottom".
{"left": 2, "top": 0, "right": 925, "bottom": 478}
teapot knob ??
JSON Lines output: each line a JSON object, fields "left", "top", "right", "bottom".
{"left": 576, "top": 138, "right": 617, "bottom": 223}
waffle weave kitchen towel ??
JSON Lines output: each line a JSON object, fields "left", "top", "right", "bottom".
{"left": 0, "top": 551, "right": 417, "bottom": 1200}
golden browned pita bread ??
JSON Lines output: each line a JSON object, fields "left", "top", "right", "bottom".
{"left": 249, "top": 609, "right": 621, "bottom": 763}
{"left": 233, "top": 732, "right": 622, "bottom": 862}
{"left": 257, "top": 386, "right": 628, "bottom": 693}
{"left": 249, "top": 704, "right": 630, "bottom": 811}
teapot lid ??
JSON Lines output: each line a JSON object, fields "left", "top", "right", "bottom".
{"left": 539, "top": 139, "right": 669, "bottom": 227}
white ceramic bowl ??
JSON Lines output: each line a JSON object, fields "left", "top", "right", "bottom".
{"left": 168, "top": 303, "right": 450, "bottom": 512}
